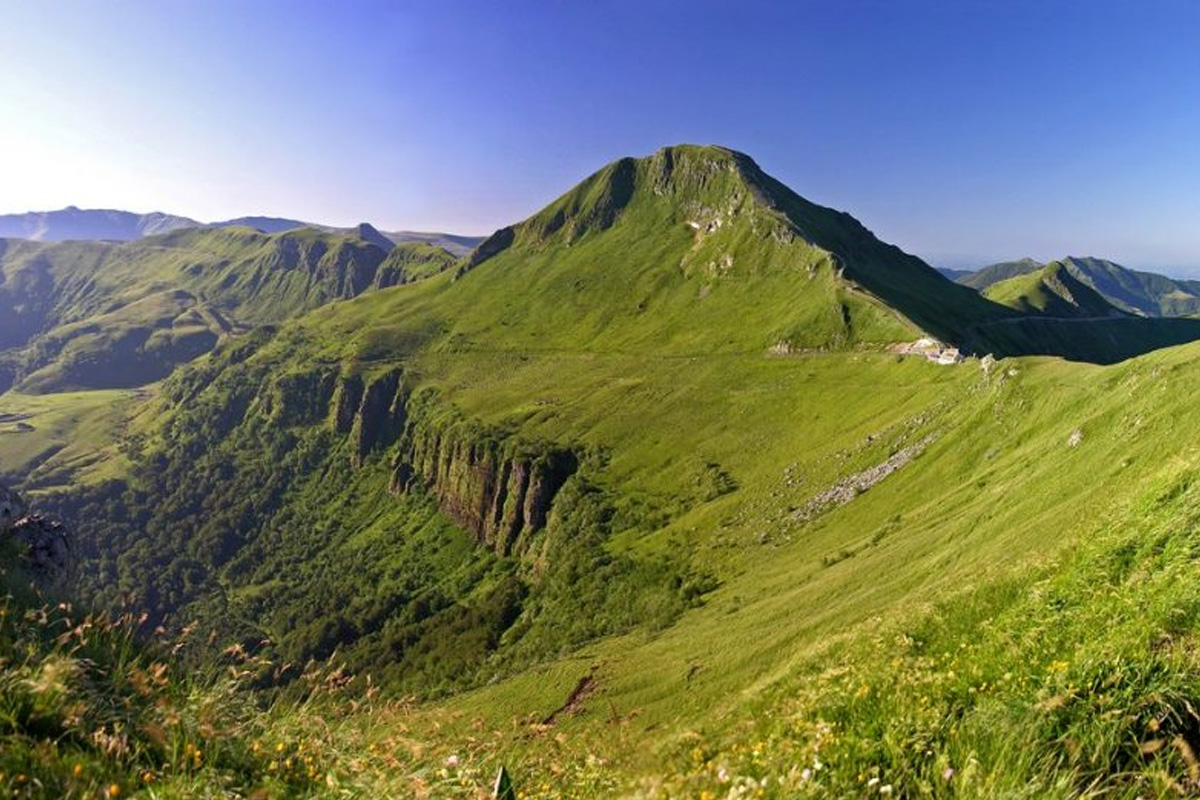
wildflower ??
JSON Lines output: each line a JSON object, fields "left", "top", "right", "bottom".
{"left": 718, "top": 766, "right": 729, "bottom": 782}
{"left": 943, "top": 767, "right": 954, "bottom": 781}
{"left": 801, "top": 768, "right": 812, "bottom": 781}
{"left": 446, "top": 754, "right": 460, "bottom": 768}
{"left": 107, "top": 785, "right": 122, "bottom": 798}
{"left": 72, "top": 763, "right": 84, "bottom": 777}
{"left": 880, "top": 785, "right": 893, "bottom": 795}
{"left": 867, "top": 777, "right": 880, "bottom": 787}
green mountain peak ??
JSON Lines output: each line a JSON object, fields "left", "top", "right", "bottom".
{"left": 453, "top": 144, "right": 1006, "bottom": 355}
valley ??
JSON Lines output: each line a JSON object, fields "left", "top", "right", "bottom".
{"left": 7, "top": 145, "right": 1200, "bottom": 798}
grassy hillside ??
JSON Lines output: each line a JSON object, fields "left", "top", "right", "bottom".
{"left": 0, "top": 389, "right": 136, "bottom": 490}
{"left": 0, "top": 228, "right": 455, "bottom": 392}
{"left": 35, "top": 305, "right": 1200, "bottom": 798}
{"left": 327, "top": 339, "right": 1200, "bottom": 798}
{"left": 983, "top": 260, "right": 1124, "bottom": 317}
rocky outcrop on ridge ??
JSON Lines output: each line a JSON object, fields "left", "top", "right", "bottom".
{"left": 1, "top": 482, "right": 71, "bottom": 590}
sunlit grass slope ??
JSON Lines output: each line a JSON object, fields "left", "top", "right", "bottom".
{"left": 0, "top": 389, "right": 137, "bottom": 490}
{"left": 322, "top": 339, "right": 1200, "bottom": 799}
{"left": 983, "top": 260, "right": 1122, "bottom": 318}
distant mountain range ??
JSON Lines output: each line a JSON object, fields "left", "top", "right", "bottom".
{"left": 0, "top": 206, "right": 484, "bottom": 256}
{"left": 944, "top": 256, "right": 1200, "bottom": 317}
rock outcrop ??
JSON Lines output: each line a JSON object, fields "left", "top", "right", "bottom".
{"left": 350, "top": 369, "right": 406, "bottom": 465}
{"left": 794, "top": 435, "right": 936, "bottom": 523}
{"left": 390, "top": 432, "right": 578, "bottom": 557}
{"left": 10, "top": 515, "right": 71, "bottom": 590}
{"left": 1, "top": 483, "right": 70, "bottom": 590}
{"left": 322, "top": 372, "right": 579, "bottom": 556}
{"left": 263, "top": 369, "right": 339, "bottom": 427}
{"left": 456, "top": 225, "right": 515, "bottom": 278}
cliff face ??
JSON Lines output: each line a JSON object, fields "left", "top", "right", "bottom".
{"left": 391, "top": 432, "right": 577, "bottom": 557}
{"left": 351, "top": 369, "right": 407, "bottom": 465}
{"left": 292, "top": 369, "right": 578, "bottom": 557}
{"left": 262, "top": 369, "right": 339, "bottom": 427}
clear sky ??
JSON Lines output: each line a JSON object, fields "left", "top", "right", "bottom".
{"left": 4, "top": 1, "right": 1200, "bottom": 272}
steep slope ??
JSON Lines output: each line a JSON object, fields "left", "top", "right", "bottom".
{"left": 453, "top": 145, "right": 1009, "bottom": 353}
{"left": 983, "top": 260, "right": 1125, "bottom": 317}
{"left": 1053, "top": 255, "right": 1200, "bottom": 316}
{"left": 375, "top": 241, "right": 457, "bottom": 284}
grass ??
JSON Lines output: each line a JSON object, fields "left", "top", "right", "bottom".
{"left": 0, "top": 389, "right": 137, "bottom": 491}
{"left": 0, "top": 227, "right": 455, "bottom": 392}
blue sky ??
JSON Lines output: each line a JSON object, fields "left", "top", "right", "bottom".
{"left": 4, "top": 1, "right": 1200, "bottom": 271}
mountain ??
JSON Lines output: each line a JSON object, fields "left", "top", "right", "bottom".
{"left": 0, "top": 206, "right": 200, "bottom": 241}
{"left": 936, "top": 266, "right": 974, "bottom": 281}
{"left": 24, "top": 142, "right": 1197, "bottom": 688}
{"left": 209, "top": 218, "right": 484, "bottom": 255}
{"left": 448, "top": 145, "right": 1011, "bottom": 353}
{"left": 385, "top": 230, "right": 484, "bottom": 256}
{"left": 982, "top": 260, "right": 1126, "bottom": 318}
{"left": 959, "top": 256, "right": 1044, "bottom": 290}
{"left": 1048, "top": 255, "right": 1200, "bottom": 316}
{"left": 42, "top": 144, "right": 1032, "bottom": 684}
{"left": 0, "top": 207, "right": 486, "bottom": 256}
{"left": 961, "top": 255, "right": 1200, "bottom": 317}
{"left": 14, "top": 145, "right": 1200, "bottom": 796}
{"left": 352, "top": 221, "right": 395, "bottom": 253}
{"left": 0, "top": 226, "right": 456, "bottom": 393}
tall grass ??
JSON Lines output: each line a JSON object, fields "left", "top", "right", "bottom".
{"left": 0, "top": 545, "right": 360, "bottom": 798}
{"left": 640, "top": 462, "right": 1200, "bottom": 799}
